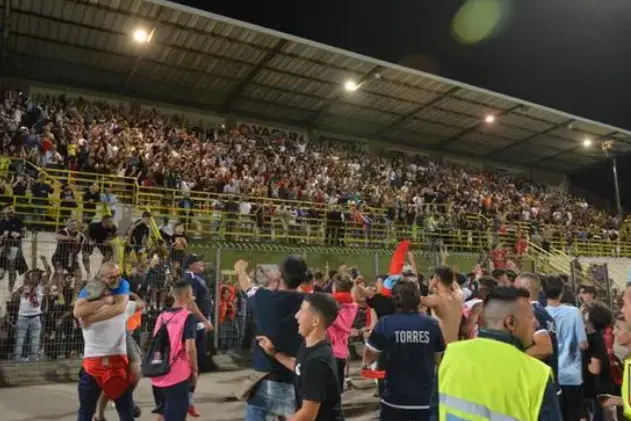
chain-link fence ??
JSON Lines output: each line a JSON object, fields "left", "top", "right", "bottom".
{"left": 199, "top": 242, "right": 489, "bottom": 356}
{"left": 0, "top": 235, "right": 608, "bottom": 375}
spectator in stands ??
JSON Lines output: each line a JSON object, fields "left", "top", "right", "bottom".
{"left": 29, "top": 173, "right": 53, "bottom": 229}
{"left": 234, "top": 257, "right": 305, "bottom": 421}
{"left": 83, "top": 215, "right": 117, "bottom": 276}
{"left": 364, "top": 280, "right": 445, "bottom": 421}
{"left": 544, "top": 276, "right": 588, "bottom": 421}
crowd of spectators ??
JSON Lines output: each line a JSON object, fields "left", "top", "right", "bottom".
{"left": 0, "top": 90, "right": 627, "bottom": 249}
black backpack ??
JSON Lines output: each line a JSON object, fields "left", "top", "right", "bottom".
{"left": 141, "top": 311, "right": 184, "bottom": 378}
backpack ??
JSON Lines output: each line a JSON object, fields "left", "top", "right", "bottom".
{"left": 141, "top": 311, "right": 184, "bottom": 378}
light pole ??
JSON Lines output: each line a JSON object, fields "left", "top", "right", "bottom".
{"left": 601, "top": 140, "right": 623, "bottom": 221}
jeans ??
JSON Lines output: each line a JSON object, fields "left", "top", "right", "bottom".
{"left": 245, "top": 379, "right": 296, "bottom": 421}
{"left": 77, "top": 368, "right": 134, "bottom": 421}
{"left": 153, "top": 380, "right": 190, "bottom": 421}
{"left": 15, "top": 314, "right": 41, "bottom": 360}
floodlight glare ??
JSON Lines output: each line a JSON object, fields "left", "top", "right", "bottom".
{"left": 583, "top": 138, "right": 592, "bottom": 148}
{"left": 344, "top": 80, "right": 359, "bottom": 92}
{"left": 133, "top": 28, "right": 150, "bottom": 44}
{"left": 484, "top": 114, "right": 495, "bottom": 124}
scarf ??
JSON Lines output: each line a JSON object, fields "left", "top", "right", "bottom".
{"left": 25, "top": 285, "right": 40, "bottom": 307}
{"left": 332, "top": 292, "right": 353, "bottom": 304}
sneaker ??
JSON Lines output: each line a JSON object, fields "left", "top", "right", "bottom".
{"left": 187, "top": 405, "right": 200, "bottom": 418}
{"left": 132, "top": 405, "right": 142, "bottom": 418}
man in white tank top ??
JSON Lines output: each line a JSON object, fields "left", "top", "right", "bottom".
{"left": 73, "top": 262, "right": 134, "bottom": 421}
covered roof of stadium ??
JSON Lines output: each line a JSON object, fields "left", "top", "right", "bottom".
{"left": 5, "top": 0, "right": 631, "bottom": 173}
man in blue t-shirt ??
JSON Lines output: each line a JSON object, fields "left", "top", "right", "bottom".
{"left": 543, "top": 276, "right": 588, "bottom": 421}
{"left": 515, "top": 273, "right": 560, "bottom": 393}
{"left": 235, "top": 256, "right": 306, "bottom": 421}
{"left": 364, "top": 280, "right": 445, "bottom": 421}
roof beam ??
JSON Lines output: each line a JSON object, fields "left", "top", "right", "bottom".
{"left": 437, "top": 104, "right": 523, "bottom": 149}
{"left": 535, "top": 130, "right": 619, "bottom": 164}
{"left": 375, "top": 87, "right": 460, "bottom": 134}
{"left": 302, "top": 65, "right": 385, "bottom": 128}
{"left": 219, "top": 38, "right": 288, "bottom": 113}
{"left": 482, "top": 118, "right": 575, "bottom": 159}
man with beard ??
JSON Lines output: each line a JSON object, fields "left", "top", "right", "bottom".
{"left": 73, "top": 262, "right": 134, "bottom": 421}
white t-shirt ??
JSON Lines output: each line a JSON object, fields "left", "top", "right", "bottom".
{"left": 81, "top": 284, "right": 133, "bottom": 358}
{"left": 18, "top": 286, "right": 44, "bottom": 317}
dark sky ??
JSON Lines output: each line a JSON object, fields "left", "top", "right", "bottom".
{"left": 175, "top": 0, "right": 631, "bottom": 208}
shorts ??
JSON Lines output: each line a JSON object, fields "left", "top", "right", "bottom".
{"left": 82, "top": 355, "right": 131, "bottom": 400}
{"left": 126, "top": 335, "right": 141, "bottom": 364}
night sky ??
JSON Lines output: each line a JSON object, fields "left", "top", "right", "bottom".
{"left": 173, "top": 0, "right": 631, "bottom": 208}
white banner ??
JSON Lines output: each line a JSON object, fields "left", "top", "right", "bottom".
{"left": 236, "top": 121, "right": 309, "bottom": 143}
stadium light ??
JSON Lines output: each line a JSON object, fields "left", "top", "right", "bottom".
{"left": 484, "top": 114, "right": 495, "bottom": 124}
{"left": 344, "top": 80, "right": 359, "bottom": 92}
{"left": 132, "top": 28, "right": 153, "bottom": 44}
{"left": 582, "top": 138, "right": 592, "bottom": 148}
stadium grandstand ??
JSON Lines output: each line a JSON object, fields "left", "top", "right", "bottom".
{"left": 0, "top": 0, "right": 630, "bottom": 420}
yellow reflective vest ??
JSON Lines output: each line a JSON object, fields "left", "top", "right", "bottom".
{"left": 439, "top": 337, "right": 551, "bottom": 421}
{"left": 623, "top": 358, "right": 631, "bottom": 418}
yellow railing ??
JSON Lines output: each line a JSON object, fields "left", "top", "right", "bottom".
{"left": 6, "top": 156, "right": 631, "bottom": 258}
{"left": 141, "top": 203, "right": 491, "bottom": 252}
{"left": 42, "top": 167, "right": 138, "bottom": 207}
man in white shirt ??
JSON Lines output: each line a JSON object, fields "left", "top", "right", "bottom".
{"left": 73, "top": 262, "right": 134, "bottom": 421}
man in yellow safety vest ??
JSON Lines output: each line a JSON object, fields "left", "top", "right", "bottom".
{"left": 433, "top": 286, "right": 562, "bottom": 421}
{"left": 621, "top": 285, "right": 631, "bottom": 418}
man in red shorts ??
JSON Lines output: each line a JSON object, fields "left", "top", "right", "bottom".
{"left": 73, "top": 262, "right": 134, "bottom": 421}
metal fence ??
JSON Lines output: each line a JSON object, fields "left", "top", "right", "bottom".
{"left": 0, "top": 236, "right": 614, "bottom": 367}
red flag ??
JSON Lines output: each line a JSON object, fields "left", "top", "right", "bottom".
{"left": 389, "top": 240, "right": 411, "bottom": 275}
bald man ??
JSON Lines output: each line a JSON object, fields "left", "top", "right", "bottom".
{"left": 422, "top": 266, "right": 463, "bottom": 344}
{"left": 74, "top": 262, "right": 135, "bottom": 421}
{"left": 514, "top": 273, "right": 559, "bottom": 393}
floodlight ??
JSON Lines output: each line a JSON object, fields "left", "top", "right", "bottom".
{"left": 344, "top": 80, "right": 359, "bottom": 92}
{"left": 133, "top": 28, "right": 150, "bottom": 44}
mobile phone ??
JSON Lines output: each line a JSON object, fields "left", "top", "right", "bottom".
{"left": 597, "top": 394, "right": 622, "bottom": 407}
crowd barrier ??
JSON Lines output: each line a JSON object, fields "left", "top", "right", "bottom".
{"left": 0, "top": 236, "right": 488, "bottom": 364}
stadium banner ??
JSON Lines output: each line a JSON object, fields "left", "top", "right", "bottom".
{"left": 236, "top": 121, "right": 309, "bottom": 143}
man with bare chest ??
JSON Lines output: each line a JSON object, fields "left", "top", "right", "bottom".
{"left": 421, "top": 266, "right": 464, "bottom": 344}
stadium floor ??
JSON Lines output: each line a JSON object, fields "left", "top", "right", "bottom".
{"left": 0, "top": 367, "right": 380, "bottom": 421}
